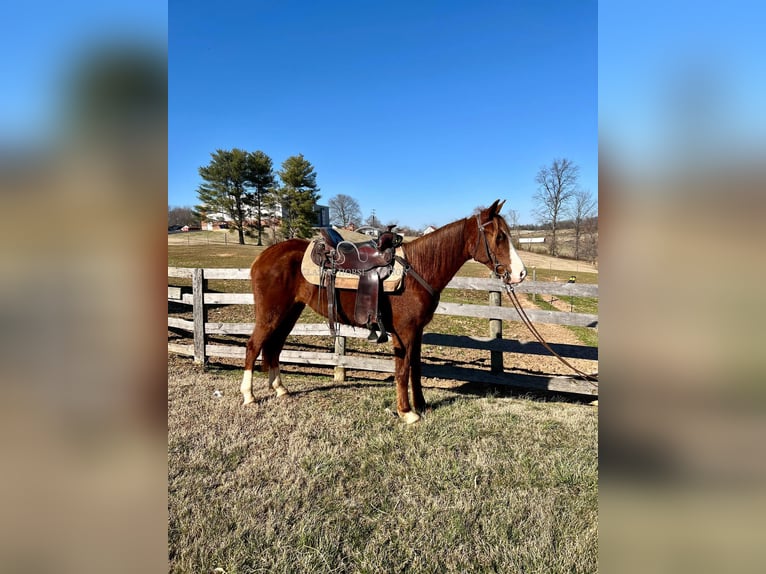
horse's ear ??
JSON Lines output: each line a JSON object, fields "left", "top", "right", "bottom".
{"left": 488, "top": 199, "right": 505, "bottom": 218}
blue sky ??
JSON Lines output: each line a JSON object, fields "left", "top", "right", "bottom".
{"left": 599, "top": 1, "right": 766, "bottom": 175}
{"left": 5, "top": 1, "right": 761, "bottom": 230}
{"left": 169, "top": 0, "right": 597, "bottom": 228}
{"left": 1, "top": 1, "right": 166, "bottom": 143}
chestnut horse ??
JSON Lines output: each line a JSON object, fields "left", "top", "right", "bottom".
{"left": 240, "top": 199, "right": 527, "bottom": 423}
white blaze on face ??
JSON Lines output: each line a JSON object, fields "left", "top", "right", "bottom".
{"left": 507, "top": 238, "right": 527, "bottom": 284}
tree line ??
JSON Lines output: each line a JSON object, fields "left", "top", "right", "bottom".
{"left": 170, "top": 151, "right": 597, "bottom": 261}
{"left": 514, "top": 216, "right": 598, "bottom": 232}
{"left": 186, "top": 148, "right": 320, "bottom": 245}
{"left": 324, "top": 195, "right": 431, "bottom": 237}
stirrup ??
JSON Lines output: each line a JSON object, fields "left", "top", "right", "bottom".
{"left": 366, "top": 322, "right": 389, "bottom": 344}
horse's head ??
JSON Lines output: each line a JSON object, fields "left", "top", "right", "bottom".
{"left": 472, "top": 199, "right": 527, "bottom": 285}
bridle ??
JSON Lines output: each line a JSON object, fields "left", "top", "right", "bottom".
{"left": 474, "top": 215, "right": 511, "bottom": 281}
{"left": 473, "top": 215, "right": 598, "bottom": 386}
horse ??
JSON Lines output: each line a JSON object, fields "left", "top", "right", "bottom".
{"left": 240, "top": 199, "right": 527, "bottom": 423}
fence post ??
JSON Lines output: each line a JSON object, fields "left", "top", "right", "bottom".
{"left": 532, "top": 267, "right": 537, "bottom": 302}
{"left": 192, "top": 268, "right": 208, "bottom": 365}
{"left": 489, "top": 279, "right": 503, "bottom": 373}
{"left": 334, "top": 335, "right": 346, "bottom": 382}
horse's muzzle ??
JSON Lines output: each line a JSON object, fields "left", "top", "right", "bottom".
{"left": 504, "top": 267, "right": 526, "bottom": 285}
{"left": 496, "top": 263, "right": 526, "bottom": 285}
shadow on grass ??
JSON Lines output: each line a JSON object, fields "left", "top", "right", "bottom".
{"left": 200, "top": 356, "right": 594, "bottom": 414}
{"left": 425, "top": 377, "right": 595, "bottom": 409}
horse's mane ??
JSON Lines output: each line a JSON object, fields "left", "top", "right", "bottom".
{"left": 402, "top": 218, "right": 469, "bottom": 288}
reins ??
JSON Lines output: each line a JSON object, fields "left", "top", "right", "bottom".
{"left": 504, "top": 284, "right": 599, "bottom": 386}
{"left": 394, "top": 255, "right": 435, "bottom": 297}
{"left": 474, "top": 215, "right": 598, "bottom": 387}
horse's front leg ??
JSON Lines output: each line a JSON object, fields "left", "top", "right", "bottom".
{"left": 393, "top": 338, "right": 420, "bottom": 424}
{"left": 409, "top": 329, "right": 427, "bottom": 414}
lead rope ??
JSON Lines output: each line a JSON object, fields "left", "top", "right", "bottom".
{"left": 473, "top": 216, "right": 597, "bottom": 387}
{"left": 504, "top": 284, "right": 599, "bottom": 387}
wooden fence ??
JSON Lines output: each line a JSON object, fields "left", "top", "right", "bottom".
{"left": 168, "top": 267, "right": 598, "bottom": 396}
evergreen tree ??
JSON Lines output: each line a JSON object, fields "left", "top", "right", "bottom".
{"left": 245, "top": 150, "right": 275, "bottom": 245}
{"left": 277, "top": 154, "right": 320, "bottom": 239}
{"left": 195, "top": 148, "right": 252, "bottom": 245}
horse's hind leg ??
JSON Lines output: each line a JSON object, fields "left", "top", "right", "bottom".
{"left": 259, "top": 302, "right": 305, "bottom": 398}
{"left": 241, "top": 329, "right": 266, "bottom": 405}
{"left": 267, "top": 365, "right": 288, "bottom": 397}
{"left": 240, "top": 328, "right": 294, "bottom": 404}
{"left": 240, "top": 304, "right": 301, "bottom": 404}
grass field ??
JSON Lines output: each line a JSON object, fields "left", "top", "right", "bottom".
{"left": 529, "top": 296, "right": 600, "bottom": 348}
{"left": 168, "top": 357, "right": 598, "bottom": 573}
{"left": 168, "top": 240, "right": 598, "bottom": 572}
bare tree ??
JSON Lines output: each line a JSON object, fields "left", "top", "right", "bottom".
{"left": 569, "top": 189, "right": 597, "bottom": 260}
{"left": 394, "top": 224, "right": 419, "bottom": 237}
{"left": 168, "top": 205, "right": 196, "bottom": 227}
{"left": 533, "top": 158, "right": 579, "bottom": 257}
{"left": 581, "top": 215, "right": 599, "bottom": 264}
{"left": 328, "top": 194, "right": 362, "bottom": 227}
{"left": 365, "top": 210, "right": 380, "bottom": 228}
{"left": 506, "top": 208, "right": 520, "bottom": 246}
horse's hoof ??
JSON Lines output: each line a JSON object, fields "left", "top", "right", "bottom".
{"left": 274, "top": 386, "right": 289, "bottom": 397}
{"left": 398, "top": 410, "right": 421, "bottom": 424}
{"left": 242, "top": 398, "right": 256, "bottom": 406}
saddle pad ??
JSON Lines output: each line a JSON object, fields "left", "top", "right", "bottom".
{"left": 301, "top": 240, "right": 406, "bottom": 292}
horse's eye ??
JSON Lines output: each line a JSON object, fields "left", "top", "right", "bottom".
{"left": 497, "top": 232, "right": 505, "bottom": 242}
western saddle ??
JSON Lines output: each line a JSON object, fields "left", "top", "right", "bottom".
{"left": 310, "top": 226, "right": 403, "bottom": 343}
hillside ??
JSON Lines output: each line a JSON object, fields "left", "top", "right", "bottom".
{"left": 514, "top": 250, "right": 598, "bottom": 274}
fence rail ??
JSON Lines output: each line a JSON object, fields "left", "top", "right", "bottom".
{"left": 168, "top": 267, "right": 598, "bottom": 396}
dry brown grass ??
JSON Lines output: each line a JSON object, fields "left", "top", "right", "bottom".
{"left": 168, "top": 356, "right": 597, "bottom": 573}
